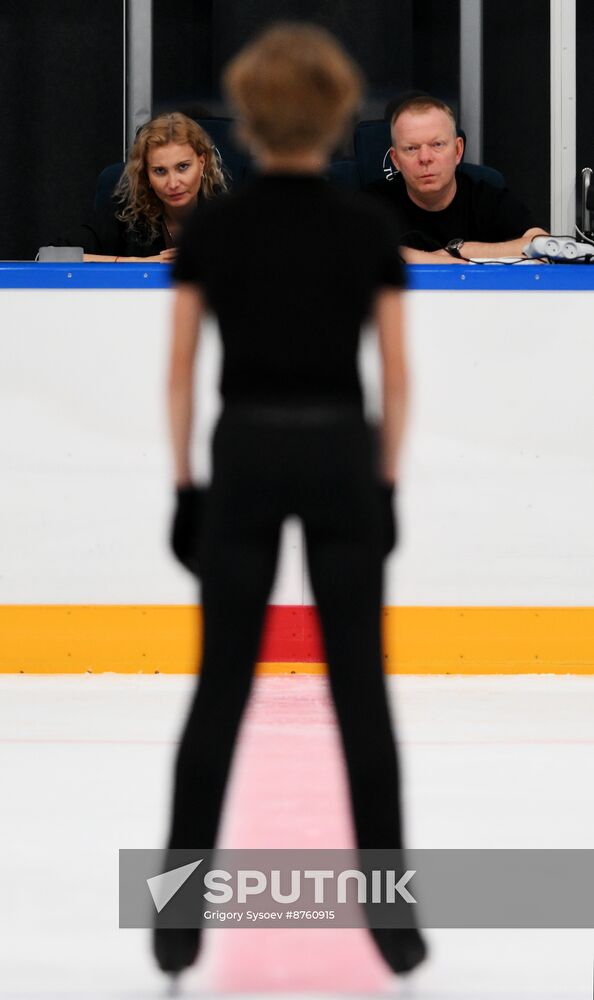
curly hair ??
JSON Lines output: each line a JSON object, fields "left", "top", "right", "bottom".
{"left": 114, "top": 113, "right": 227, "bottom": 240}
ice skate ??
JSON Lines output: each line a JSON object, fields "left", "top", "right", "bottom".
{"left": 153, "top": 927, "right": 201, "bottom": 976}
{"left": 371, "top": 927, "right": 427, "bottom": 976}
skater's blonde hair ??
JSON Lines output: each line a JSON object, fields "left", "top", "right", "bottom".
{"left": 223, "top": 23, "right": 363, "bottom": 154}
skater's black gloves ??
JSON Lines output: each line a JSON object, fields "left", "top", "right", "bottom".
{"left": 378, "top": 482, "right": 398, "bottom": 556}
{"left": 170, "top": 484, "right": 207, "bottom": 576}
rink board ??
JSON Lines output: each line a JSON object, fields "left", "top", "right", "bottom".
{"left": 1, "top": 605, "right": 594, "bottom": 674}
{"left": 1, "top": 264, "right": 593, "bottom": 673}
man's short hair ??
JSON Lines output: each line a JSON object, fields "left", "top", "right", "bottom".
{"left": 390, "top": 95, "right": 457, "bottom": 138}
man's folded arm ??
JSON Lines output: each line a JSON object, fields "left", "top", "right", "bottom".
{"left": 400, "top": 227, "right": 549, "bottom": 264}
{"left": 457, "top": 227, "right": 549, "bottom": 260}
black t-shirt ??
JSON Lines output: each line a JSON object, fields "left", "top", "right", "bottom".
{"left": 365, "top": 170, "right": 536, "bottom": 252}
{"left": 174, "top": 173, "right": 405, "bottom": 407}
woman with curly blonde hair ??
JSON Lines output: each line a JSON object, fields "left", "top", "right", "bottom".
{"left": 54, "top": 112, "right": 226, "bottom": 262}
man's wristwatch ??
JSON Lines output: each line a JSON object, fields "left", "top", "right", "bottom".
{"left": 445, "top": 237, "right": 465, "bottom": 259}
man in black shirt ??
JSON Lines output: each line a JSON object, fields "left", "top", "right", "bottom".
{"left": 366, "top": 96, "right": 547, "bottom": 263}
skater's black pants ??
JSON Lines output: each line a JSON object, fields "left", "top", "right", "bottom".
{"left": 167, "top": 407, "right": 404, "bottom": 852}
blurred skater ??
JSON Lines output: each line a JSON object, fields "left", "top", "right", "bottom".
{"left": 154, "top": 22, "right": 426, "bottom": 980}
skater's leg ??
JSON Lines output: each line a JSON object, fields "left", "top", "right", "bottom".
{"left": 154, "top": 523, "right": 279, "bottom": 972}
{"left": 304, "top": 525, "right": 402, "bottom": 848}
{"left": 154, "top": 524, "right": 280, "bottom": 974}
{"left": 300, "top": 424, "right": 426, "bottom": 975}
{"left": 155, "top": 421, "right": 282, "bottom": 975}
{"left": 166, "top": 527, "right": 280, "bottom": 849}
{"left": 305, "top": 526, "right": 426, "bottom": 974}
{"left": 295, "top": 422, "right": 402, "bottom": 847}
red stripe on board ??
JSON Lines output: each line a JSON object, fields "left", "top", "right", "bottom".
{"left": 259, "top": 605, "right": 324, "bottom": 662}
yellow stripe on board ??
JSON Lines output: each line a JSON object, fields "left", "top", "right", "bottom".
{"left": 0, "top": 605, "right": 201, "bottom": 674}
{"left": 1, "top": 605, "right": 593, "bottom": 674}
{"left": 383, "top": 606, "right": 594, "bottom": 674}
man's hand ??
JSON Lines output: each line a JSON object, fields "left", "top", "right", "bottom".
{"left": 141, "top": 249, "right": 177, "bottom": 263}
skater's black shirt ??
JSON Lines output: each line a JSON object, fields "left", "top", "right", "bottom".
{"left": 174, "top": 173, "right": 405, "bottom": 407}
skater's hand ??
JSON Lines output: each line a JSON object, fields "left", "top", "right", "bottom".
{"left": 378, "top": 482, "right": 398, "bottom": 556}
{"left": 170, "top": 484, "right": 207, "bottom": 576}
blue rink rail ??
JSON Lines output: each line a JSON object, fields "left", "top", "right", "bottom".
{"left": 2, "top": 261, "right": 594, "bottom": 291}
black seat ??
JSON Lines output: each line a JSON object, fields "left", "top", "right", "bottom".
{"left": 326, "top": 159, "right": 362, "bottom": 191}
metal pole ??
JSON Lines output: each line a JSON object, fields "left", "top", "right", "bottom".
{"left": 124, "top": 0, "right": 153, "bottom": 155}
{"left": 582, "top": 167, "right": 592, "bottom": 235}
{"left": 122, "top": 0, "right": 127, "bottom": 160}
{"left": 550, "top": 0, "right": 576, "bottom": 233}
{"left": 459, "top": 0, "right": 483, "bottom": 164}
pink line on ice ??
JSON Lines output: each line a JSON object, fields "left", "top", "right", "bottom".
{"left": 204, "top": 674, "right": 393, "bottom": 993}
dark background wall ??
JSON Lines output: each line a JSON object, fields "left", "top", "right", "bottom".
{"left": 212, "top": 0, "right": 414, "bottom": 112}
{"left": 153, "top": 0, "right": 460, "bottom": 118}
{"left": 153, "top": 0, "right": 215, "bottom": 112}
{"left": 0, "top": 0, "right": 123, "bottom": 260}
{"left": 154, "top": 0, "right": 417, "bottom": 119}
{"left": 411, "top": 0, "right": 459, "bottom": 106}
{"left": 4, "top": 0, "right": 594, "bottom": 260}
{"left": 483, "top": 0, "right": 550, "bottom": 229}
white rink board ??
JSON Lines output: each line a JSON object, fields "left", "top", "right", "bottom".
{"left": 0, "top": 287, "right": 593, "bottom": 605}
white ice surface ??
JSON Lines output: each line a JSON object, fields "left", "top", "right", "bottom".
{"left": 0, "top": 674, "right": 593, "bottom": 999}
